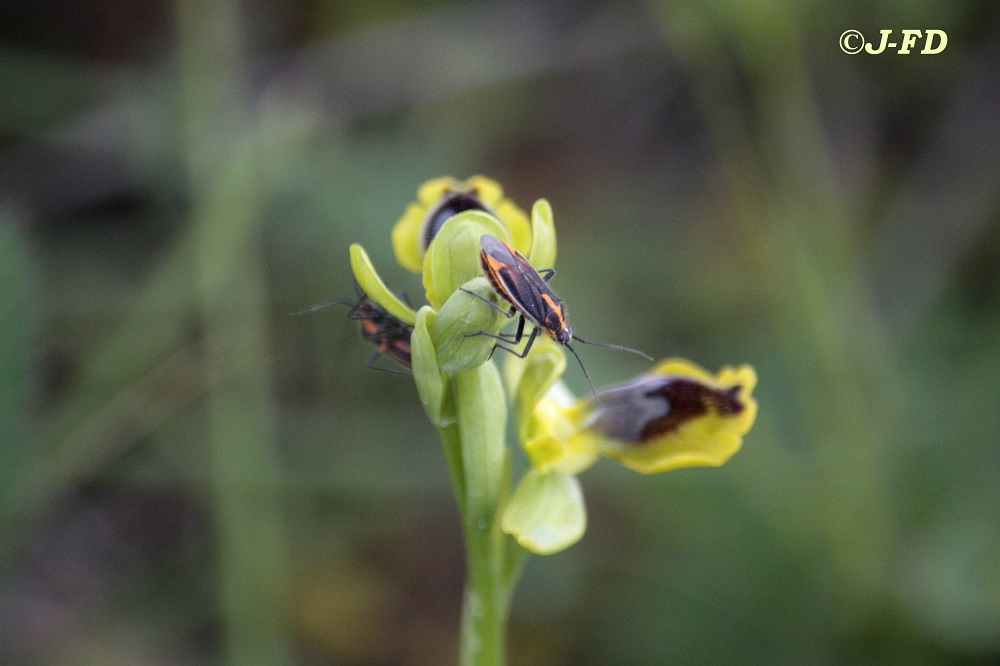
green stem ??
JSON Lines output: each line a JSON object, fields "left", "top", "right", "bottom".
{"left": 451, "top": 364, "right": 513, "bottom": 666}
{"left": 438, "top": 421, "right": 466, "bottom": 516}
{"left": 459, "top": 514, "right": 508, "bottom": 666}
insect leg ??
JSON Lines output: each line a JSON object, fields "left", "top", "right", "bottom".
{"left": 460, "top": 287, "right": 517, "bottom": 318}
{"left": 465, "top": 311, "right": 526, "bottom": 343}
{"left": 365, "top": 350, "right": 412, "bottom": 376}
{"left": 482, "top": 325, "right": 539, "bottom": 360}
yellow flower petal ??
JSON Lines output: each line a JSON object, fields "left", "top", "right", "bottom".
{"left": 416, "top": 177, "right": 459, "bottom": 205}
{"left": 503, "top": 337, "right": 599, "bottom": 475}
{"left": 524, "top": 394, "right": 600, "bottom": 475}
{"left": 496, "top": 198, "right": 531, "bottom": 257}
{"left": 391, "top": 202, "right": 429, "bottom": 273}
{"left": 464, "top": 175, "right": 503, "bottom": 206}
{"left": 591, "top": 360, "right": 758, "bottom": 474}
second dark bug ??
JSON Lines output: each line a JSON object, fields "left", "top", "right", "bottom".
{"left": 294, "top": 289, "right": 413, "bottom": 374}
{"left": 462, "top": 234, "right": 651, "bottom": 395}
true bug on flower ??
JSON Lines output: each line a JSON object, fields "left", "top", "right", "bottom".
{"left": 293, "top": 288, "right": 413, "bottom": 374}
{"left": 462, "top": 234, "right": 652, "bottom": 396}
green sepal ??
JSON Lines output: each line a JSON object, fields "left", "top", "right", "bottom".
{"left": 527, "top": 199, "right": 556, "bottom": 270}
{"left": 422, "top": 210, "right": 510, "bottom": 311}
{"left": 349, "top": 244, "right": 417, "bottom": 325}
{"left": 411, "top": 306, "right": 456, "bottom": 427}
{"left": 505, "top": 337, "right": 566, "bottom": 446}
{"left": 455, "top": 362, "right": 508, "bottom": 517}
{"left": 501, "top": 469, "right": 586, "bottom": 555}
{"left": 429, "top": 277, "right": 508, "bottom": 375}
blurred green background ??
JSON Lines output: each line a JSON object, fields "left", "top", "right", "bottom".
{"left": 2, "top": 1, "right": 998, "bottom": 664}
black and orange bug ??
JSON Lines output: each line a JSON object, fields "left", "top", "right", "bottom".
{"left": 293, "top": 288, "right": 413, "bottom": 374}
{"left": 462, "top": 234, "right": 652, "bottom": 396}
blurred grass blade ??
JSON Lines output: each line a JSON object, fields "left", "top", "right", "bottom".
{"left": 177, "top": 0, "right": 293, "bottom": 664}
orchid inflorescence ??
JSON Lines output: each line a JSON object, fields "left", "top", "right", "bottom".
{"left": 344, "top": 175, "right": 757, "bottom": 663}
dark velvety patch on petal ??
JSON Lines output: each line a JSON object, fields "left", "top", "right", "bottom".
{"left": 637, "top": 380, "right": 743, "bottom": 442}
{"left": 594, "top": 375, "right": 745, "bottom": 444}
{"left": 421, "top": 190, "right": 492, "bottom": 249}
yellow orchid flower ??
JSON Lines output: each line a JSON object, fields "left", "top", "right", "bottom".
{"left": 577, "top": 359, "right": 758, "bottom": 474}
{"left": 391, "top": 176, "right": 530, "bottom": 273}
{"left": 502, "top": 352, "right": 756, "bottom": 554}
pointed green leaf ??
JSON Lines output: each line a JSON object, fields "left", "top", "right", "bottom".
{"left": 349, "top": 244, "right": 417, "bottom": 325}
{"left": 412, "top": 306, "right": 455, "bottom": 427}
{"left": 527, "top": 199, "right": 556, "bottom": 270}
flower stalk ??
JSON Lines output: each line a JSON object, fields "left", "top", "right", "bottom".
{"left": 414, "top": 310, "right": 521, "bottom": 665}
{"left": 455, "top": 363, "right": 512, "bottom": 665}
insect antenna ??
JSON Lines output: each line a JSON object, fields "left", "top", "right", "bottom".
{"left": 572, "top": 335, "right": 653, "bottom": 361}
{"left": 564, "top": 342, "right": 598, "bottom": 399}
{"left": 289, "top": 299, "right": 353, "bottom": 316}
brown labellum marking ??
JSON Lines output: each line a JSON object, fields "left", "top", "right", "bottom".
{"left": 421, "top": 189, "right": 492, "bottom": 249}
{"left": 637, "top": 379, "right": 743, "bottom": 442}
{"left": 593, "top": 375, "right": 745, "bottom": 445}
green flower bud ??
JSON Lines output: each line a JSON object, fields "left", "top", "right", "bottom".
{"left": 422, "top": 210, "right": 510, "bottom": 310}
{"left": 429, "top": 278, "right": 507, "bottom": 375}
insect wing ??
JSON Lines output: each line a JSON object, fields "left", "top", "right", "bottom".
{"left": 381, "top": 336, "right": 413, "bottom": 367}
{"left": 481, "top": 236, "right": 554, "bottom": 329}
{"left": 350, "top": 297, "right": 414, "bottom": 370}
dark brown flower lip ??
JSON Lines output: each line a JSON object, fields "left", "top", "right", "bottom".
{"left": 421, "top": 188, "right": 496, "bottom": 249}
{"left": 591, "top": 374, "right": 746, "bottom": 444}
